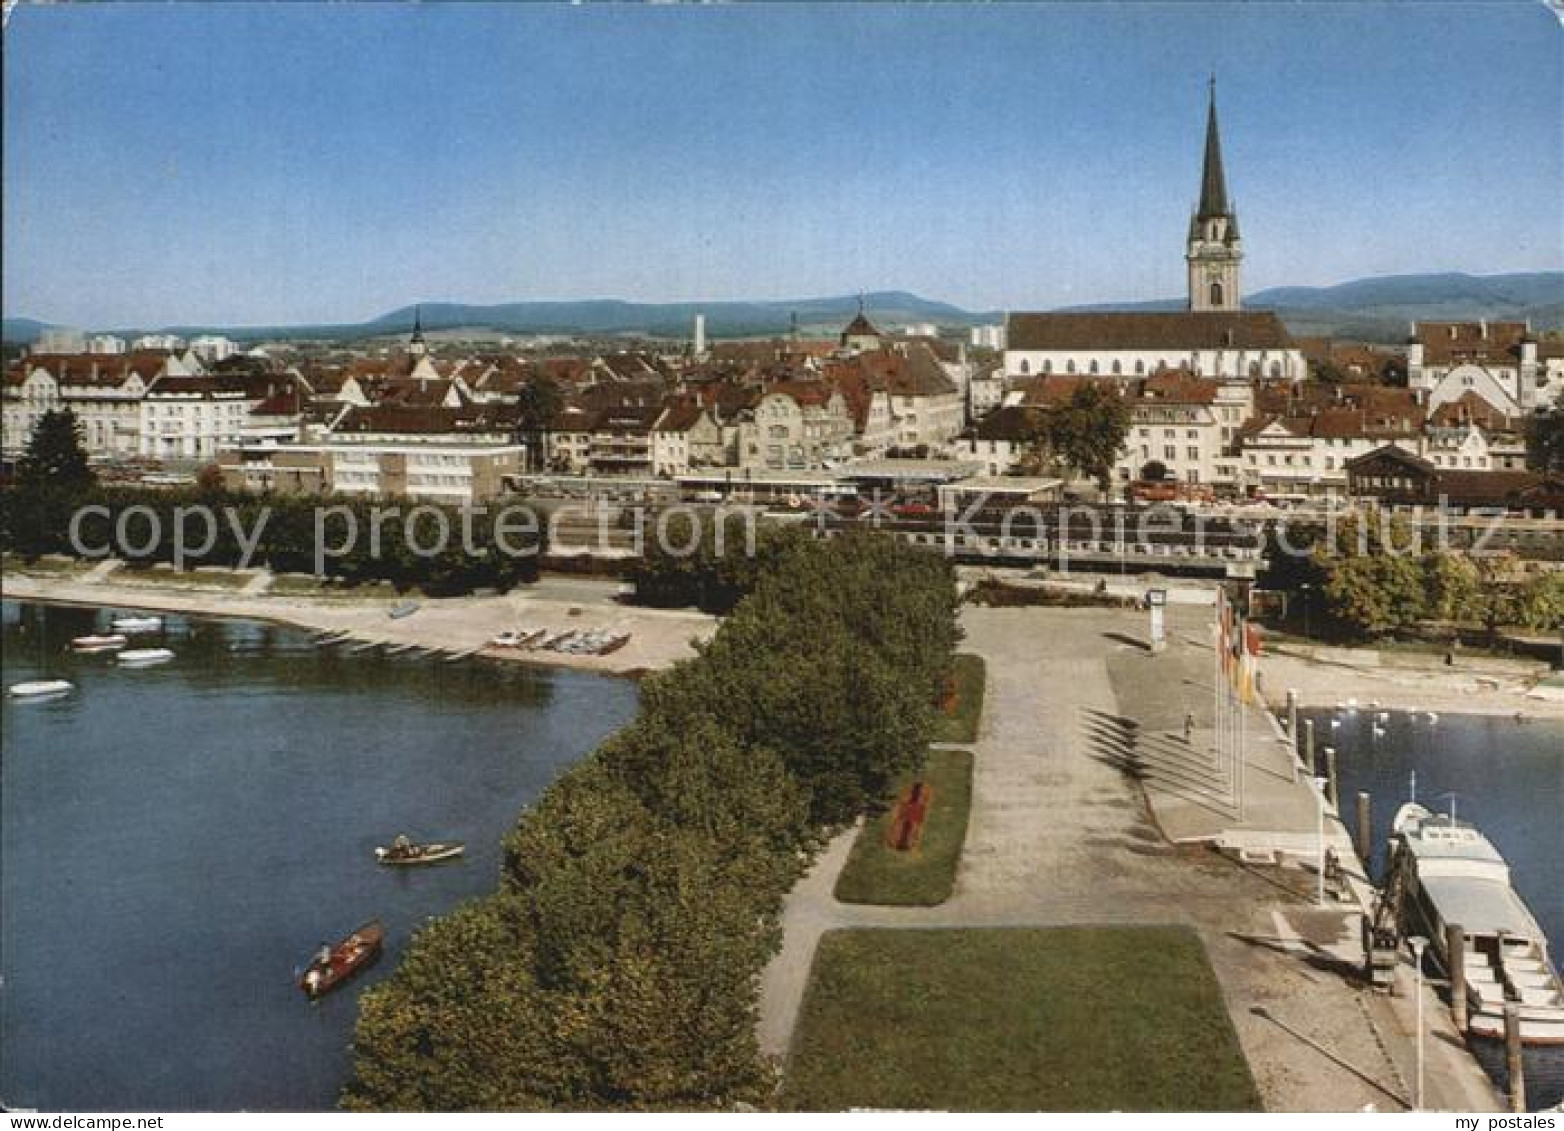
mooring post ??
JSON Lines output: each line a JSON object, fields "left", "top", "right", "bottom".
{"left": 1504, "top": 1003, "right": 1526, "bottom": 1113}
{"left": 1447, "top": 923, "right": 1467, "bottom": 1034}
{"left": 1355, "top": 790, "right": 1372, "bottom": 869}
{"left": 1287, "top": 688, "right": 1298, "bottom": 743}
{"left": 1304, "top": 718, "right": 1317, "bottom": 776}
{"left": 1324, "top": 746, "right": 1339, "bottom": 809}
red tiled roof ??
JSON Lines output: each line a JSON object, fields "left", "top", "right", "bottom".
{"left": 1008, "top": 311, "right": 1294, "bottom": 352}
{"left": 332, "top": 404, "right": 519, "bottom": 436}
{"left": 1413, "top": 321, "right": 1530, "bottom": 367}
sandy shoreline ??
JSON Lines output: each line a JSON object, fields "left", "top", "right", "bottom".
{"left": 1259, "top": 645, "right": 1564, "bottom": 720}
{"left": 2, "top": 572, "right": 716, "bottom": 678}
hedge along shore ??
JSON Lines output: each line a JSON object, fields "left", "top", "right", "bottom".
{"left": 339, "top": 530, "right": 960, "bottom": 1111}
{"left": 0, "top": 569, "right": 716, "bottom": 677}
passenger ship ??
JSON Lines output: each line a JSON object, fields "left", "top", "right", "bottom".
{"left": 1389, "top": 803, "right": 1564, "bottom": 1046}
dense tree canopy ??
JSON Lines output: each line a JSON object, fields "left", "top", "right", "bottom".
{"left": 1019, "top": 384, "right": 1132, "bottom": 490}
{"left": 344, "top": 529, "right": 960, "bottom": 1110}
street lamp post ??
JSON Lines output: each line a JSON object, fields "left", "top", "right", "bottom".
{"left": 1409, "top": 935, "right": 1429, "bottom": 1111}
{"left": 1315, "top": 775, "right": 1329, "bottom": 908}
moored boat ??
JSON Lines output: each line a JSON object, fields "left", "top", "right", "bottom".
{"left": 375, "top": 836, "right": 465, "bottom": 865}
{"left": 8, "top": 679, "right": 74, "bottom": 699}
{"left": 72, "top": 633, "right": 128, "bottom": 653}
{"left": 111, "top": 615, "right": 163, "bottom": 634}
{"left": 117, "top": 647, "right": 175, "bottom": 666}
{"left": 1388, "top": 802, "right": 1564, "bottom": 1046}
{"left": 298, "top": 920, "right": 384, "bottom": 999}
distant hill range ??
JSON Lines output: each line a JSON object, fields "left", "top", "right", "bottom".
{"left": 6, "top": 272, "right": 1560, "bottom": 347}
{"left": 1058, "top": 272, "right": 1564, "bottom": 343}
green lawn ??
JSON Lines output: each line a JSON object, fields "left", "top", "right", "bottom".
{"left": 116, "top": 566, "right": 256, "bottom": 590}
{"left": 833, "top": 748, "right": 973, "bottom": 907}
{"left": 783, "top": 927, "right": 1262, "bottom": 1112}
{"left": 268, "top": 574, "right": 400, "bottom": 599}
{"left": 935, "top": 653, "right": 986, "bottom": 744}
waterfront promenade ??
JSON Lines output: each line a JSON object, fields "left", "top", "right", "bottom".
{"left": 1, "top": 564, "right": 715, "bottom": 676}
{"left": 761, "top": 604, "right": 1502, "bottom": 1111}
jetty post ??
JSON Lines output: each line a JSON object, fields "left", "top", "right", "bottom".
{"left": 1324, "top": 746, "right": 1339, "bottom": 808}
{"left": 1446, "top": 923, "right": 1467, "bottom": 1033}
{"left": 1355, "top": 791, "right": 1373, "bottom": 870}
{"left": 1304, "top": 718, "right": 1317, "bottom": 776}
{"left": 1504, "top": 1003, "right": 1526, "bottom": 1113}
{"left": 1286, "top": 688, "right": 1299, "bottom": 748}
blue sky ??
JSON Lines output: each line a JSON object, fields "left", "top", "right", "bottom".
{"left": 4, "top": 2, "right": 1561, "bottom": 328}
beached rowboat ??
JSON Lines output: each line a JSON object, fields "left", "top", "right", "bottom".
{"left": 111, "top": 615, "right": 163, "bottom": 634}
{"left": 72, "top": 633, "right": 128, "bottom": 653}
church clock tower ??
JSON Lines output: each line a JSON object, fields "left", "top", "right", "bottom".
{"left": 1186, "top": 79, "right": 1242, "bottom": 312}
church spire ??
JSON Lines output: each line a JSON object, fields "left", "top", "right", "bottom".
{"left": 1197, "top": 76, "right": 1230, "bottom": 220}
{"left": 1186, "top": 77, "right": 1241, "bottom": 312}
{"left": 409, "top": 305, "right": 427, "bottom": 358}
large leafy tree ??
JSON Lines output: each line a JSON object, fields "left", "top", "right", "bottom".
{"left": 1525, "top": 406, "right": 1564, "bottom": 474}
{"left": 1515, "top": 571, "right": 1564, "bottom": 633}
{"left": 1023, "top": 384, "right": 1131, "bottom": 490}
{"left": 16, "top": 408, "right": 94, "bottom": 489}
{"left": 517, "top": 376, "right": 565, "bottom": 472}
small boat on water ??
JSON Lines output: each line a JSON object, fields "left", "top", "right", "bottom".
{"left": 8, "top": 679, "right": 74, "bottom": 699}
{"left": 298, "top": 920, "right": 384, "bottom": 999}
{"left": 111, "top": 615, "right": 164, "bottom": 634}
{"left": 72, "top": 633, "right": 128, "bottom": 653}
{"left": 489, "top": 630, "right": 526, "bottom": 648}
{"left": 1388, "top": 802, "right": 1564, "bottom": 1046}
{"left": 388, "top": 601, "right": 421, "bottom": 620}
{"left": 117, "top": 648, "right": 175, "bottom": 666}
{"left": 375, "top": 837, "right": 465, "bottom": 866}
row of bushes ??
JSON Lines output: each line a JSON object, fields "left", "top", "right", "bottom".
{"left": 0, "top": 486, "right": 543, "bottom": 594}
{"left": 1261, "top": 517, "right": 1564, "bottom": 640}
{"left": 341, "top": 530, "right": 960, "bottom": 1110}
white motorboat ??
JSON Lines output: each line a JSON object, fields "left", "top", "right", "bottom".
{"left": 117, "top": 648, "right": 175, "bottom": 666}
{"left": 111, "top": 615, "right": 164, "bottom": 634}
{"left": 72, "top": 633, "right": 128, "bottom": 653}
{"left": 1388, "top": 802, "right": 1564, "bottom": 1046}
{"left": 8, "top": 679, "right": 74, "bottom": 698}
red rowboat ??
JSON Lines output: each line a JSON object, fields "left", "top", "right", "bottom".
{"left": 298, "top": 920, "right": 384, "bottom": 999}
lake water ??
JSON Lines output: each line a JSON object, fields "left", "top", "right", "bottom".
{"left": 1302, "top": 706, "right": 1564, "bottom": 1110}
{"left": 0, "top": 600, "right": 638, "bottom": 1112}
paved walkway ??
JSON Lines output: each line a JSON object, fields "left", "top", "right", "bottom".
{"left": 758, "top": 604, "right": 1500, "bottom": 1112}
